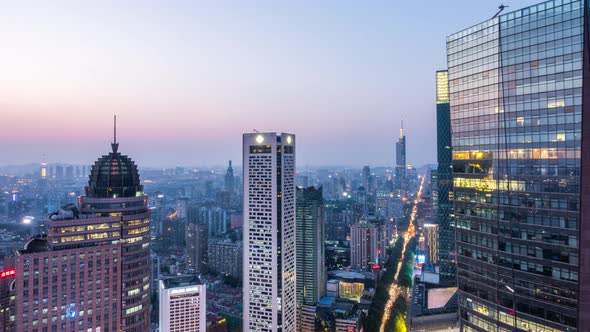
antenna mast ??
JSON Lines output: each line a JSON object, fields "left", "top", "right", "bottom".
{"left": 492, "top": 5, "right": 508, "bottom": 19}
{"left": 114, "top": 115, "right": 117, "bottom": 144}
{"left": 111, "top": 115, "right": 119, "bottom": 153}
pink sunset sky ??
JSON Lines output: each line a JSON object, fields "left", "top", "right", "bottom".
{"left": 0, "top": 0, "right": 539, "bottom": 167}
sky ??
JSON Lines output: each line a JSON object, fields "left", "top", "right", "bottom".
{"left": 0, "top": 0, "right": 541, "bottom": 168}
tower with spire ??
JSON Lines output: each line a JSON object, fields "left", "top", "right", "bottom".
{"left": 224, "top": 160, "right": 235, "bottom": 193}
{"left": 8, "top": 116, "right": 153, "bottom": 332}
{"left": 395, "top": 121, "right": 407, "bottom": 196}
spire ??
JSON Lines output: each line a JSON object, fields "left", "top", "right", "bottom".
{"left": 229, "top": 160, "right": 232, "bottom": 168}
{"left": 111, "top": 115, "right": 119, "bottom": 153}
{"left": 400, "top": 120, "right": 404, "bottom": 138}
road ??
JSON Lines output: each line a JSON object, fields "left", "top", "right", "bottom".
{"left": 379, "top": 175, "right": 425, "bottom": 332}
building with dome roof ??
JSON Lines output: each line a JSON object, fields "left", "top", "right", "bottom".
{"left": 6, "top": 118, "right": 151, "bottom": 332}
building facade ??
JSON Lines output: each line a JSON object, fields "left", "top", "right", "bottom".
{"left": 186, "top": 222, "right": 208, "bottom": 274}
{"left": 349, "top": 222, "right": 378, "bottom": 271}
{"left": 423, "top": 224, "right": 439, "bottom": 265}
{"left": 448, "top": 1, "right": 589, "bottom": 330}
{"left": 296, "top": 186, "right": 326, "bottom": 307}
{"left": 208, "top": 239, "right": 242, "bottom": 280}
{"left": 435, "top": 69, "right": 457, "bottom": 286}
{"left": 195, "top": 207, "right": 228, "bottom": 237}
{"left": 243, "top": 133, "right": 297, "bottom": 332}
{"left": 159, "top": 276, "right": 206, "bottom": 332}
{"left": 9, "top": 136, "right": 151, "bottom": 332}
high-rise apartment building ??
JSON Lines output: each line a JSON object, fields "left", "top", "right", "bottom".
{"left": 186, "top": 221, "right": 208, "bottom": 274}
{"left": 349, "top": 221, "right": 378, "bottom": 271}
{"left": 9, "top": 129, "right": 151, "bottom": 332}
{"left": 295, "top": 186, "right": 326, "bottom": 307}
{"left": 159, "top": 276, "right": 206, "bottom": 332}
{"left": 395, "top": 124, "right": 407, "bottom": 195}
{"left": 197, "top": 206, "right": 227, "bottom": 237}
{"left": 208, "top": 239, "right": 242, "bottom": 280}
{"left": 243, "top": 132, "right": 297, "bottom": 332}
{"left": 435, "top": 69, "right": 456, "bottom": 286}
{"left": 448, "top": 1, "right": 589, "bottom": 330}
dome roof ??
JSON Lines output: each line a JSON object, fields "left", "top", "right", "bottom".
{"left": 86, "top": 141, "right": 143, "bottom": 198}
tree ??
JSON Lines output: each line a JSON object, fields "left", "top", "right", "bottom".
{"left": 392, "top": 295, "right": 407, "bottom": 316}
{"left": 394, "top": 314, "right": 407, "bottom": 332}
{"left": 398, "top": 270, "right": 413, "bottom": 288}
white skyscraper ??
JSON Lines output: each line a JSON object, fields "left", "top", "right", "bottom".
{"left": 243, "top": 132, "right": 297, "bottom": 332}
{"left": 159, "top": 276, "right": 206, "bottom": 332}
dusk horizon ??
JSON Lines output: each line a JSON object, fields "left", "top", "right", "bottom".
{"left": 0, "top": 0, "right": 540, "bottom": 167}
{"left": 1, "top": 1, "right": 587, "bottom": 332}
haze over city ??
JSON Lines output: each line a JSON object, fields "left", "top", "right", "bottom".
{"left": 1, "top": 0, "right": 539, "bottom": 167}
{"left": 1, "top": 1, "right": 588, "bottom": 332}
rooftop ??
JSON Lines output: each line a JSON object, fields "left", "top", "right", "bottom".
{"left": 161, "top": 275, "right": 202, "bottom": 289}
{"left": 18, "top": 235, "right": 49, "bottom": 254}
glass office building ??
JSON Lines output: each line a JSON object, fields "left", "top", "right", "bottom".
{"left": 447, "top": 0, "right": 590, "bottom": 330}
{"left": 436, "top": 70, "right": 457, "bottom": 286}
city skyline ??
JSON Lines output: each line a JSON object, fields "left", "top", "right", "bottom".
{"left": 0, "top": 0, "right": 541, "bottom": 167}
{"left": 1, "top": 1, "right": 585, "bottom": 331}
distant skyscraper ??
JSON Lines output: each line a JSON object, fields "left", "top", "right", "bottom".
{"left": 65, "top": 165, "right": 74, "bottom": 178}
{"left": 349, "top": 221, "right": 378, "bottom": 271}
{"left": 159, "top": 276, "right": 206, "bottom": 332}
{"left": 448, "top": 1, "right": 589, "bottom": 330}
{"left": 296, "top": 186, "right": 326, "bottom": 308}
{"left": 243, "top": 132, "right": 297, "bottom": 332}
{"left": 9, "top": 122, "right": 151, "bottom": 332}
{"left": 395, "top": 123, "right": 407, "bottom": 195}
{"left": 361, "top": 166, "right": 371, "bottom": 192}
{"left": 353, "top": 186, "right": 368, "bottom": 215}
{"left": 435, "top": 69, "right": 456, "bottom": 286}
{"left": 295, "top": 174, "right": 310, "bottom": 188}
{"left": 176, "top": 197, "right": 189, "bottom": 219}
{"left": 40, "top": 156, "right": 47, "bottom": 179}
{"left": 196, "top": 206, "right": 227, "bottom": 237}
{"left": 54, "top": 165, "right": 63, "bottom": 179}
{"left": 208, "top": 239, "right": 242, "bottom": 280}
{"left": 186, "top": 221, "right": 208, "bottom": 274}
{"left": 224, "top": 160, "right": 235, "bottom": 193}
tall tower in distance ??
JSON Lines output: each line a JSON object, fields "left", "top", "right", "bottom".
{"left": 40, "top": 155, "right": 47, "bottom": 179}
{"left": 225, "top": 160, "right": 235, "bottom": 193}
{"left": 435, "top": 69, "right": 456, "bottom": 286}
{"left": 243, "top": 132, "right": 297, "bottom": 332}
{"left": 395, "top": 122, "right": 407, "bottom": 196}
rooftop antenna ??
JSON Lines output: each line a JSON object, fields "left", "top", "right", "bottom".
{"left": 400, "top": 120, "right": 404, "bottom": 138}
{"left": 112, "top": 115, "right": 119, "bottom": 153}
{"left": 492, "top": 4, "right": 508, "bottom": 19}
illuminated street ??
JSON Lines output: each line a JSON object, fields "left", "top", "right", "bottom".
{"left": 379, "top": 175, "right": 425, "bottom": 332}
